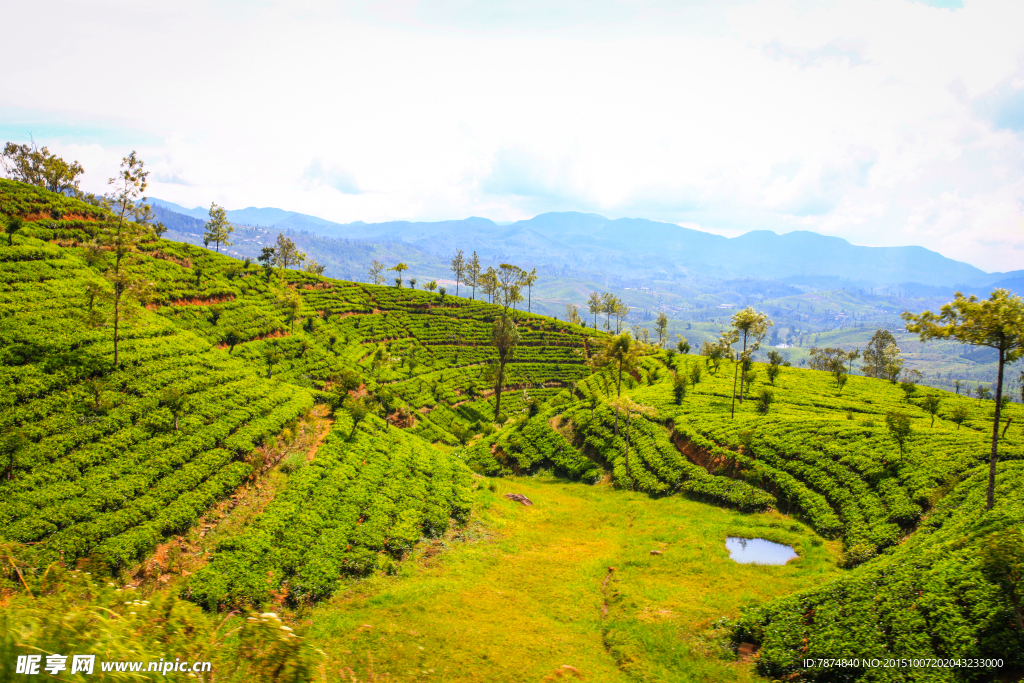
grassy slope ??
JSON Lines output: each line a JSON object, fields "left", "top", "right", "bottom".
{"left": 306, "top": 473, "right": 841, "bottom": 683}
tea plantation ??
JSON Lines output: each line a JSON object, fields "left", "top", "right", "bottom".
{"left": 2, "top": 179, "right": 1022, "bottom": 682}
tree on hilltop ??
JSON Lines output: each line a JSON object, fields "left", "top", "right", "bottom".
{"left": 479, "top": 267, "right": 498, "bottom": 304}
{"left": 368, "top": 259, "right": 385, "bottom": 285}
{"left": 450, "top": 249, "right": 465, "bottom": 296}
{"left": 273, "top": 234, "right": 306, "bottom": 271}
{"left": 904, "top": 289, "right": 1024, "bottom": 509}
{"left": 587, "top": 292, "right": 602, "bottom": 329}
{"left": 304, "top": 259, "right": 325, "bottom": 277}
{"left": 258, "top": 246, "right": 277, "bottom": 279}
{"left": 496, "top": 264, "right": 523, "bottom": 314}
{"left": 467, "top": 251, "right": 481, "bottom": 300}
{"left": 204, "top": 202, "right": 234, "bottom": 253}
{"left": 2, "top": 137, "right": 84, "bottom": 193}
{"left": 389, "top": 262, "right": 409, "bottom": 288}
{"left": 519, "top": 267, "right": 538, "bottom": 313}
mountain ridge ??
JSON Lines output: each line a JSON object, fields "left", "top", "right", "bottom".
{"left": 149, "top": 199, "right": 998, "bottom": 288}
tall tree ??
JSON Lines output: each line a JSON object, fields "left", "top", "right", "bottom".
{"left": 203, "top": 202, "right": 234, "bottom": 253}
{"left": 728, "top": 307, "right": 773, "bottom": 417}
{"left": 519, "top": 267, "right": 538, "bottom": 313}
{"left": 765, "top": 349, "right": 787, "bottom": 385}
{"left": 495, "top": 264, "right": 523, "bottom": 313}
{"left": 587, "top": 292, "right": 602, "bottom": 329}
{"left": 273, "top": 234, "right": 306, "bottom": 271}
{"left": 655, "top": 312, "right": 669, "bottom": 348}
{"left": 389, "top": 262, "right": 409, "bottom": 288}
{"left": 1, "top": 138, "right": 84, "bottom": 193}
{"left": 491, "top": 314, "right": 520, "bottom": 421}
{"left": 862, "top": 329, "right": 900, "bottom": 379}
{"left": 304, "top": 259, "right": 325, "bottom": 277}
{"left": 565, "top": 303, "right": 583, "bottom": 326}
{"left": 608, "top": 395, "right": 656, "bottom": 486}
{"left": 904, "top": 289, "right": 1024, "bottom": 509}
{"left": 467, "top": 251, "right": 481, "bottom": 300}
{"left": 846, "top": 348, "right": 861, "bottom": 374}
{"left": 613, "top": 299, "right": 630, "bottom": 333}
{"left": 590, "top": 332, "right": 641, "bottom": 436}
{"left": 368, "top": 259, "right": 386, "bottom": 285}
{"left": 450, "top": 249, "right": 465, "bottom": 296}
{"left": 258, "top": 246, "right": 277, "bottom": 278}
{"left": 601, "top": 293, "right": 616, "bottom": 330}
{"left": 480, "top": 267, "right": 498, "bottom": 304}
{"left": 98, "top": 151, "right": 154, "bottom": 368}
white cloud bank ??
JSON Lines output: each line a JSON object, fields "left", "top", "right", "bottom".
{"left": 1, "top": 0, "right": 1023, "bottom": 271}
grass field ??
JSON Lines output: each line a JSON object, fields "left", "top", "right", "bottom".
{"left": 305, "top": 473, "right": 842, "bottom": 683}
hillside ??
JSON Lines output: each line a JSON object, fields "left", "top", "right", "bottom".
{"left": 151, "top": 200, "right": 1021, "bottom": 393}
{"left": 2, "top": 180, "right": 1023, "bottom": 682}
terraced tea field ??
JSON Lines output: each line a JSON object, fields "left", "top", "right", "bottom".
{"left": 2, "top": 179, "right": 1022, "bottom": 682}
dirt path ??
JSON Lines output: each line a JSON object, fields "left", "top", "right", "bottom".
{"left": 131, "top": 406, "right": 335, "bottom": 593}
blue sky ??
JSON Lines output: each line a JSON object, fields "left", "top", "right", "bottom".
{"left": 1, "top": 0, "right": 1022, "bottom": 272}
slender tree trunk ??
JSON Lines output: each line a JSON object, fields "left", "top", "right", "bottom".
{"left": 113, "top": 291, "right": 121, "bottom": 368}
{"left": 625, "top": 413, "right": 631, "bottom": 484}
{"left": 174, "top": 413, "right": 179, "bottom": 430}
{"left": 528, "top": 286, "right": 532, "bottom": 313}
{"left": 741, "top": 333, "right": 749, "bottom": 403}
{"left": 614, "top": 362, "right": 623, "bottom": 435}
{"left": 493, "top": 355, "right": 508, "bottom": 421}
{"left": 730, "top": 357, "right": 739, "bottom": 419}
{"left": 988, "top": 347, "right": 1005, "bottom": 510}
{"left": 456, "top": 277, "right": 459, "bottom": 297}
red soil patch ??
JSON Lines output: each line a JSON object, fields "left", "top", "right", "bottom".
{"left": 149, "top": 293, "right": 235, "bottom": 309}
{"left": 215, "top": 328, "right": 288, "bottom": 349}
{"left": 25, "top": 212, "right": 100, "bottom": 222}
{"left": 669, "top": 429, "right": 742, "bottom": 477}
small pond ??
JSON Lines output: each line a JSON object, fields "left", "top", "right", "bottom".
{"left": 726, "top": 537, "right": 797, "bottom": 565}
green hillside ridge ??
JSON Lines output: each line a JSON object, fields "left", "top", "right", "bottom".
{"left": 2, "top": 179, "right": 1023, "bottom": 681}
{"left": 157, "top": 203, "right": 1018, "bottom": 395}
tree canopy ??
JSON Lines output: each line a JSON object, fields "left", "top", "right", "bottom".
{"left": 903, "top": 289, "right": 1024, "bottom": 509}
{"left": 2, "top": 139, "right": 84, "bottom": 194}
{"left": 204, "top": 202, "right": 234, "bottom": 253}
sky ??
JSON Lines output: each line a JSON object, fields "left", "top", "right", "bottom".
{"left": 2, "top": 0, "right": 1023, "bottom": 272}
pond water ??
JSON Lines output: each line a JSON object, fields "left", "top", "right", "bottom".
{"left": 726, "top": 537, "right": 798, "bottom": 565}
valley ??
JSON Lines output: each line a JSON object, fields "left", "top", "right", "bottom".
{"left": 2, "top": 178, "right": 1022, "bottom": 682}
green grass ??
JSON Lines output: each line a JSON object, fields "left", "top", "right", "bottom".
{"left": 304, "top": 472, "right": 841, "bottom": 683}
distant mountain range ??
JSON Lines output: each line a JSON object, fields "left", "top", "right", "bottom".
{"left": 149, "top": 198, "right": 1021, "bottom": 291}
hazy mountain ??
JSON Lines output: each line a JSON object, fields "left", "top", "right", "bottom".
{"left": 149, "top": 200, "right": 997, "bottom": 289}
{"left": 148, "top": 199, "right": 338, "bottom": 231}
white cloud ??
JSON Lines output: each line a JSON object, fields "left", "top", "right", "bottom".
{"left": 1, "top": 0, "right": 1023, "bottom": 270}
